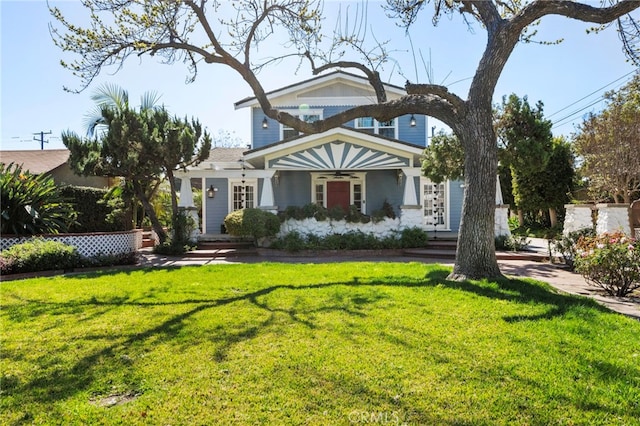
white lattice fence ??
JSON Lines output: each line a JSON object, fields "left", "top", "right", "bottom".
{"left": 1, "top": 230, "right": 142, "bottom": 258}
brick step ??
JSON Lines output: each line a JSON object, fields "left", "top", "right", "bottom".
{"left": 427, "top": 240, "right": 458, "bottom": 251}
{"left": 197, "top": 241, "right": 255, "bottom": 250}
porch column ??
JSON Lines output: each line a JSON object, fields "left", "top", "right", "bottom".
{"left": 177, "top": 175, "right": 199, "bottom": 239}
{"left": 259, "top": 171, "right": 278, "bottom": 214}
{"left": 178, "top": 176, "right": 194, "bottom": 207}
{"left": 401, "top": 168, "right": 420, "bottom": 206}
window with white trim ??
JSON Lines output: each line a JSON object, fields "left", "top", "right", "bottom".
{"left": 355, "top": 117, "right": 397, "bottom": 138}
{"left": 230, "top": 180, "right": 257, "bottom": 211}
{"left": 422, "top": 180, "right": 448, "bottom": 229}
{"left": 281, "top": 109, "right": 323, "bottom": 139}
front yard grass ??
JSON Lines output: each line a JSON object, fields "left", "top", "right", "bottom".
{"left": 2, "top": 262, "right": 639, "bottom": 425}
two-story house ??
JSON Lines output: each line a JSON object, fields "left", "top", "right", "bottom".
{"left": 177, "top": 71, "right": 471, "bottom": 238}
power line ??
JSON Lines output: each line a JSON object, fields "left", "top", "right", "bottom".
{"left": 551, "top": 72, "right": 636, "bottom": 131}
{"left": 547, "top": 69, "right": 636, "bottom": 119}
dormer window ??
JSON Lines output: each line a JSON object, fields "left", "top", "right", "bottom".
{"left": 281, "top": 109, "right": 323, "bottom": 139}
{"left": 355, "top": 117, "right": 397, "bottom": 139}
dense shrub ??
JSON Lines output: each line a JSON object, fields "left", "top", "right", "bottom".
{"left": 270, "top": 228, "right": 428, "bottom": 252}
{"left": 400, "top": 227, "right": 429, "bottom": 248}
{"left": 0, "top": 239, "right": 81, "bottom": 274}
{"left": 553, "top": 228, "right": 596, "bottom": 270}
{"left": 153, "top": 210, "right": 198, "bottom": 255}
{"left": 224, "top": 208, "right": 280, "bottom": 244}
{"left": 60, "top": 186, "right": 126, "bottom": 232}
{"left": 1, "top": 163, "right": 77, "bottom": 235}
{"left": 495, "top": 234, "right": 530, "bottom": 252}
{"left": 574, "top": 232, "right": 640, "bottom": 297}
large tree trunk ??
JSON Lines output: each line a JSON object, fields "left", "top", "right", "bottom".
{"left": 133, "top": 181, "right": 167, "bottom": 245}
{"left": 450, "top": 108, "right": 503, "bottom": 280}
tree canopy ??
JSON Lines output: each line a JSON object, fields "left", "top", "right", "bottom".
{"left": 50, "top": 0, "right": 640, "bottom": 279}
{"left": 573, "top": 72, "right": 640, "bottom": 204}
{"left": 62, "top": 87, "right": 211, "bottom": 244}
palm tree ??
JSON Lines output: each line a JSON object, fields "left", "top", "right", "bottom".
{"left": 83, "top": 83, "right": 162, "bottom": 137}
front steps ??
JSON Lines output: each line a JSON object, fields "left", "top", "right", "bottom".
{"left": 185, "top": 234, "right": 258, "bottom": 258}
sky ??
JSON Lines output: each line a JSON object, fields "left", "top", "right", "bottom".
{"left": 1, "top": 0, "right": 638, "bottom": 152}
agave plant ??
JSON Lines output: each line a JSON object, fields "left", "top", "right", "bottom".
{"left": 0, "top": 163, "right": 77, "bottom": 235}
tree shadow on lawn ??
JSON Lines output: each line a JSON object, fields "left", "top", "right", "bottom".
{"left": 423, "top": 269, "right": 611, "bottom": 322}
{"left": 5, "top": 265, "right": 612, "bottom": 409}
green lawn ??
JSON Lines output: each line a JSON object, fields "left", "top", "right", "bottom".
{"left": 2, "top": 262, "right": 639, "bottom": 425}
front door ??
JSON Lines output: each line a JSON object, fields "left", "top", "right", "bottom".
{"left": 327, "top": 181, "right": 350, "bottom": 211}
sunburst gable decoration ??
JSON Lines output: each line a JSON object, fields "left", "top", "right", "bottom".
{"left": 268, "top": 142, "right": 409, "bottom": 170}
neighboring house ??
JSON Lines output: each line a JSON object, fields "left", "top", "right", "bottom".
{"left": 0, "top": 149, "right": 111, "bottom": 188}
{"left": 177, "top": 71, "right": 504, "bottom": 237}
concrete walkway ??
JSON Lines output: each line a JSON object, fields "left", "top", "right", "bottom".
{"left": 138, "top": 241, "right": 640, "bottom": 320}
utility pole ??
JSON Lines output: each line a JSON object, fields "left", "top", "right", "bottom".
{"left": 33, "top": 130, "right": 52, "bottom": 150}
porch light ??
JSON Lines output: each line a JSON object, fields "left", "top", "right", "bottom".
{"left": 262, "top": 117, "right": 269, "bottom": 129}
{"left": 409, "top": 115, "right": 417, "bottom": 127}
{"left": 397, "top": 169, "right": 403, "bottom": 186}
{"left": 207, "top": 185, "right": 218, "bottom": 199}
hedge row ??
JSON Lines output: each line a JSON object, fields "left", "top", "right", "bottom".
{"left": 60, "top": 186, "right": 126, "bottom": 232}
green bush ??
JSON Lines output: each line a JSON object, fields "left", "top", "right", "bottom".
{"left": 574, "top": 232, "right": 640, "bottom": 297}
{"left": 0, "top": 239, "right": 81, "bottom": 274}
{"left": 224, "top": 208, "right": 280, "bottom": 243}
{"left": 328, "top": 205, "right": 346, "bottom": 221}
{"left": 553, "top": 228, "right": 596, "bottom": 270}
{"left": 400, "top": 227, "right": 429, "bottom": 248}
{"left": 271, "top": 227, "right": 428, "bottom": 252}
{"left": 495, "top": 234, "right": 530, "bottom": 252}
{"left": 271, "top": 231, "right": 307, "bottom": 252}
{"left": 60, "top": 186, "right": 126, "bottom": 232}
{"left": 0, "top": 163, "right": 77, "bottom": 235}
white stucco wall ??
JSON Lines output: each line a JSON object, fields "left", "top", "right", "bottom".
{"left": 563, "top": 204, "right": 594, "bottom": 235}
{"left": 595, "top": 204, "right": 631, "bottom": 235}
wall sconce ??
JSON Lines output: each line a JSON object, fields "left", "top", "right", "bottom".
{"left": 262, "top": 117, "right": 269, "bottom": 129}
{"left": 396, "top": 169, "right": 404, "bottom": 186}
{"left": 207, "top": 185, "right": 218, "bottom": 199}
{"left": 409, "top": 114, "right": 417, "bottom": 127}
{"left": 273, "top": 171, "right": 280, "bottom": 187}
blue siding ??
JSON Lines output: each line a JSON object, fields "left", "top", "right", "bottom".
{"left": 449, "top": 179, "right": 464, "bottom": 232}
{"left": 274, "top": 171, "right": 312, "bottom": 207}
{"left": 398, "top": 114, "right": 427, "bottom": 147}
{"left": 366, "top": 170, "right": 404, "bottom": 217}
{"left": 253, "top": 109, "right": 280, "bottom": 149}
{"left": 252, "top": 106, "right": 428, "bottom": 148}
{"left": 205, "top": 178, "right": 229, "bottom": 234}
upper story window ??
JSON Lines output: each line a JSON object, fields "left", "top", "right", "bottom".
{"left": 281, "top": 109, "right": 323, "bottom": 139}
{"left": 355, "top": 117, "right": 397, "bottom": 139}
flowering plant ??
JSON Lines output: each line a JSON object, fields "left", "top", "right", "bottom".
{"left": 574, "top": 231, "right": 640, "bottom": 297}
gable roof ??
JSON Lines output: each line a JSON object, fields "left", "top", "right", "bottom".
{"left": 243, "top": 126, "right": 424, "bottom": 170}
{"left": 0, "top": 149, "right": 70, "bottom": 174}
{"left": 234, "top": 70, "right": 406, "bottom": 109}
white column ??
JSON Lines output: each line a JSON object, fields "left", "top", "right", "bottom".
{"left": 258, "top": 170, "right": 277, "bottom": 214}
{"left": 178, "top": 176, "right": 194, "bottom": 208}
{"left": 260, "top": 175, "right": 275, "bottom": 207}
{"left": 401, "top": 168, "right": 420, "bottom": 206}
